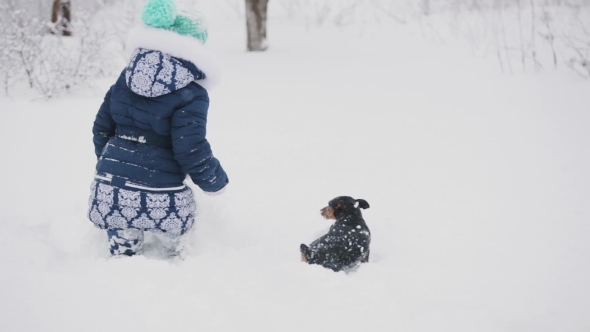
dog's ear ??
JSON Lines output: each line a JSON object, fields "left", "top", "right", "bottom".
{"left": 356, "top": 199, "right": 370, "bottom": 209}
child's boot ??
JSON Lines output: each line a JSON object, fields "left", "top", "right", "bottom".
{"left": 107, "top": 229, "right": 144, "bottom": 256}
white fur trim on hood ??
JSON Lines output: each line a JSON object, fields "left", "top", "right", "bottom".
{"left": 126, "top": 24, "right": 222, "bottom": 90}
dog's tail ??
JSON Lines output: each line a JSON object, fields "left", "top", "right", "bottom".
{"left": 356, "top": 199, "right": 370, "bottom": 209}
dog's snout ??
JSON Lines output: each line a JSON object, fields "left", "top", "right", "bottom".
{"left": 320, "top": 206, "right": 336, "bottom": 220}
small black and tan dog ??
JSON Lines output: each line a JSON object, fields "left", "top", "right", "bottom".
{"left": 300, "top": 196, "right": 371, "bottom": 272}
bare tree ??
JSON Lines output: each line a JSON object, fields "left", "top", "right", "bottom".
{"left": 51, "top": 0, "right": 72, "bottom": 36}
{"left": 245, "top": 0, "right": 269, "bottom": 51}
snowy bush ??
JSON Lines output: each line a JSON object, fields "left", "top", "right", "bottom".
{"left": 560, "top": 8, "right": 590, "bottom": 77}
{"left": 271, "top": 0, "right": 414, "bottom": 26}
{"left": 268, "top": 0, "right": 590, "bottom": 77}
{"left": 441, "top": 0, "right": 590, "bottom": 76}
{"left": 0, "top": 0, "right": 141, "bottom": 98}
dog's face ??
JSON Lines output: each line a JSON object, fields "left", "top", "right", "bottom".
{"left": 320, "top": 196, "right": 370, "bottom": 220}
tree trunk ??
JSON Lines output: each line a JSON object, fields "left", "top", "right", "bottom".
{"left": 51, "top": 0, "right": 72, "bottom": 36}
{"left": 245, "top": 0, "right": 269, "bottom": 51}
{"left": 423, "top": 0, "right": 430, "bottom": 16}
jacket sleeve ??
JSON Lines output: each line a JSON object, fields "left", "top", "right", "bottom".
{"left": 171, "top": 95, "right": 229, "bottom": 193}
{"left": 92, "top": 88, "right": 116, "bottom": 159}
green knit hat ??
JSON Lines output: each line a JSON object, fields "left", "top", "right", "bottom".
{"left": 141, "top": 0, "right": 208, "bottom": 44}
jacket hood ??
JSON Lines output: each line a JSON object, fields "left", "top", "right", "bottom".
{"left": 125, "top": 49, "right": 205, "bottom": 97}
{"left": 126, "top": 23, "right": 222, "bottom": 93}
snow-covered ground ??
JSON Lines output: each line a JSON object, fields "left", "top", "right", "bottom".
{"left": 1, "top": 17, "right": 589, "bottom": 332}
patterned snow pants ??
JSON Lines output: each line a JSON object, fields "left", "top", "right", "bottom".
{"left": 88, "top": 177, "right": 197, "bottom": 256}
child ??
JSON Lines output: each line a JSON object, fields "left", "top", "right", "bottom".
{"left": 87, "top": 0, "right": 228, "bottom": 256}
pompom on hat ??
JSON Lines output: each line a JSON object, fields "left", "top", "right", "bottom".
{"left": 141, "top": 0, "right": 208, "bottom": 44}
{"left": 127, "top": 0, "right": 221, "bottom": 89}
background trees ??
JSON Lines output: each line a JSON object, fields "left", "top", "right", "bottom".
{"left": 0, "top": 0, "right": 588, "bottom": 97}
{"left": 50, "top": 0, "right": 72, "bottom": 36}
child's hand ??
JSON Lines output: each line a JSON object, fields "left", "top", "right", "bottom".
{"left": 204, "top": 186, "right": 226, "bottom": 197}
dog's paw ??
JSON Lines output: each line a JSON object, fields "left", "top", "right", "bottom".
{"left": 300, "top": 244, "right": 310, "bottom": 262}
{"left": 300, "top": 251, "right": 308, "bottom": 262}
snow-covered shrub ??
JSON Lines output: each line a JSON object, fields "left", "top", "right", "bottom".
{"left": 424, "top": 0, "right": 590, "bottom": 76}
{"left": 0, "top": 6, "right": 44, "bottom": 94}
{"left": 272, "top": 0, "right": 414, "bottom": 27}
{"left": 267, "top": 0, "right": 589, "bottom": 77}
{"left": 560, "top": 7, "right": 590, "bottom": 77}
{"left": 0, "top": 0, "right": 142, "bottom": 98}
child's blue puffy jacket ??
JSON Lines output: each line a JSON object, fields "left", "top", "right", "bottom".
{"left": 92, "top": 48, "right": 228, "bottom": 193}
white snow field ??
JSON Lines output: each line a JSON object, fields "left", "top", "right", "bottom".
{"left": 1, "top": 18, "right": 590, "bottom": 332}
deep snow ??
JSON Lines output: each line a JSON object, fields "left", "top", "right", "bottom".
{"left": 1, "top": 17, "right": 589, "bottom": 332}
